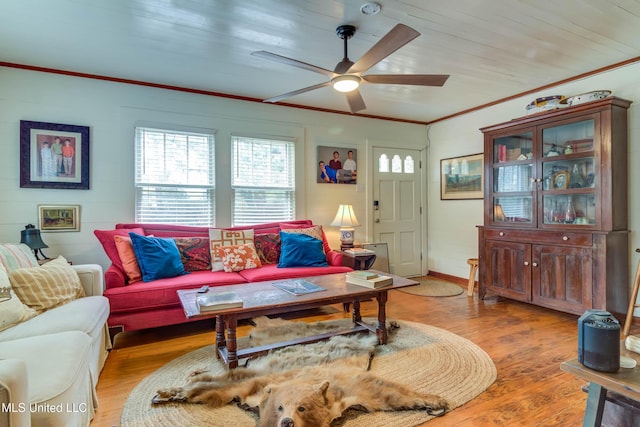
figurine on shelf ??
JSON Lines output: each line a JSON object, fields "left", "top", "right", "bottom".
{"left": 564, "top": 144, "right": 574, "bottom": 154}
{"left": 546, "top": 144, "right": 560, "bottom": 157}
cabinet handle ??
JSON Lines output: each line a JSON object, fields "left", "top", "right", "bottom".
{"left": 562, "top": 236, "right": 569, "bottom": 241}
{"left": 524, "top": 261, "right": 529, "bottom": 266}
{"left": 532, "top": 262, "right": 538, "bottom": 267}
{"left": 499, "top": 232, "right": 505, "bottom": 237}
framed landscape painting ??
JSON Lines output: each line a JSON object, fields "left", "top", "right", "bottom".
{"left": 20, "top": 120, "right": 90, "bottom": 190}
{"left": 440, "top": 153, "right": 484, "bottom": 200}
{"left": 38, "top": 204, "right": 81, "bottom": 232}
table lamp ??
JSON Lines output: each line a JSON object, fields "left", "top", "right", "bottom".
{"left": 330, "top": 204, "right": 360, "bottom": 250}
{"left": 20, "top": 224, "right": 49, "bottom": 260}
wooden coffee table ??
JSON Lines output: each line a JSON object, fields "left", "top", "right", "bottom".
{"left": 177, "top": 271, "right": 418, "bottom": 368}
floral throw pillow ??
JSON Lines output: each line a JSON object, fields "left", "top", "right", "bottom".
{"left": 254, "top": 233, "right": 281, "bottom": 264}
{"left": 174, "top": 237, "right": 211, "bottom": 271}
{"left": 216, "top": 243, "right": 262, "bottom": 273}
{"left": 209, "top": 229, "right": 254, "bottom": 271}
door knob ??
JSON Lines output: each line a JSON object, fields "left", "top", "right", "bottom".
{"left": 524, "top": 261, "right": 529, "bottom": 266}
{"left": 375, "top": 218, "right": 380, "bottom": 223}
{"left": 532, "top": 262, "right": 538, "bottom": 267}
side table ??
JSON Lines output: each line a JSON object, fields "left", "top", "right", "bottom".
{"left": 341, "top": 251, "right": 376, "bottom": 270}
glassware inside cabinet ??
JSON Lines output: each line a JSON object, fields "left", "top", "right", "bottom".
{"left": 543, "top": 194, "right": 596, "bottom": 225}
{"left": 494, "top": 196, "right": 532, "bottom": 223}
{"left": 494, "top": 131, "right": 533, "bottom": 163}
{"left": 542, "top": 119, "right": 594, "bottom": 157}
{"left": 542, "top": 158, "right": 595, "bottom": 190}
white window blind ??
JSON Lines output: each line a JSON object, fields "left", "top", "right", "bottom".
{"left": 232, "top": 136, "right": 295, "bottom": 225}
{"left": 135, "top": 127, "right": 215, "bottom": 226}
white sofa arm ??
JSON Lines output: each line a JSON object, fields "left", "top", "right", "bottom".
{"left": 72, "top": 264, "right": 104, "bottom": 297}
{"left": 0, "top": 359, "right": 30, "bottom": 427}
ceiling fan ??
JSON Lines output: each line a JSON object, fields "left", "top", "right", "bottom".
{"left": 251, "top": 23, "right": 449, "bottom": 113}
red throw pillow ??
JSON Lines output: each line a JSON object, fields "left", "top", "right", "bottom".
{"left": 174, "top": 237, "right": 211, "bottom": 271}
{"left": 94, "top": 228, "right": 145, "bottom": 271}
{"left": 254, "top": 233, "right": 281, "bottom": 264}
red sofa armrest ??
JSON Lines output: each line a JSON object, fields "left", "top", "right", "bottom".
{"left": 105, "top": 264, "right": 127, "bottom": 289}
{"left": 326, "top": 250, "right": 344, "bottom": 266}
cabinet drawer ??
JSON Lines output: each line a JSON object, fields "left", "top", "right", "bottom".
{"left": 484, "top": 228, "right": 593, "bottom": 246}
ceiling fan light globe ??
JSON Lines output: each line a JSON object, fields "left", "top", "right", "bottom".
{"left": 332, "top": 75, "right": 361, "bottom": 92}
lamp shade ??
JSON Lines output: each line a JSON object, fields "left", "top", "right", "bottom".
{"left": 330, "top": 205, "right": 360, "bottom": 227}
{"left": 20, "top": 226, "right": 48, "bottom": 250}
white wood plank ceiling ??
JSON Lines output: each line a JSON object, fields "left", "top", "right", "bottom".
{"left": 1, "top": 0, "right": 639, "bottom": 123}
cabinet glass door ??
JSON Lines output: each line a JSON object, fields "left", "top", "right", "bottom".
{"left": 491, "top": 131, "right": 534, "bottom": 224}
{"left": 540, "top": 118, "right": 597, "bottom": 228}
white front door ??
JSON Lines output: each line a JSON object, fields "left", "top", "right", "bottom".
{"left": 372, "top": 147, "right": 423, "bottom": 277}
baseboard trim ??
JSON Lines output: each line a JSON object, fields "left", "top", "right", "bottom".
{"left": 426, "top": 270, "right": 468, "bottom": 287}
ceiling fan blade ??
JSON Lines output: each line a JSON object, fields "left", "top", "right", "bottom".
{"left": 347, "top": 24, "right": 420, "bottom": 74}
{"left": 363, "top": 74, "right": 450, "bottom": 86}
{"left": 345, "top": 89, "right": 366, "bottom": 113}
{"left": 263, "top": 81, "right": 331, "bottom": 103}
{"left": 251, "top": 51, "right": 333, "bottom": 77}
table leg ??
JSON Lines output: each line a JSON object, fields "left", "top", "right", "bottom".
{"left": 376, "top": 291, "right": 388, "bottom": 344}
{"left": 352, "top": 299, "right": 361, "bottom": 324}
{"left": 226, "top": 316, "right": 238, "bottom": 369}
{"left": 583, "top": 382, "right": 606, "bottom": 427}
{"left": 215, "top": 315, "right": 226, "bottom": 357}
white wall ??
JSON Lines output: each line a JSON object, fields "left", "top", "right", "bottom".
{"left": 0, "top": 67, "right": 427, "bottom": 271}
{"left": 427, "top": 62, "right": 640, "bottom": 288}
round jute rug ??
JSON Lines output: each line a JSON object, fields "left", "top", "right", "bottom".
{"left": 398, "top": 277, "right": 465, "bottom": 297}
{"left": 121, "top": 319, "right": 496, "bottom": 427}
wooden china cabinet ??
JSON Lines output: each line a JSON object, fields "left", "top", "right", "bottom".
{"left": 477, "top": 97, "right": 631, "bottom": 316}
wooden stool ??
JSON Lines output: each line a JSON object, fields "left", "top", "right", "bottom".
{"left": 467, "top": 258, "right": 479, "bottom": 296}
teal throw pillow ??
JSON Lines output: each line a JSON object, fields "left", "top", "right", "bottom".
{"left": 278, "top": 232, "right": 328, "bottom": 268}
{"left": 129, "top": 232, "right": 187, "bottom": 282}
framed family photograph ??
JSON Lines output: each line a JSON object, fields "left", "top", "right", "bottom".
{"left": 317, "top": 145, "right": 357, "bottom": 184}
{"left": 440, "top": 153, "right": 484, "bottom": 200}
{"left": 38, "top": 204, "right": 81, "bottom": 232}
{"left": 20, "top": 120, "right": 90, "bottom": 189}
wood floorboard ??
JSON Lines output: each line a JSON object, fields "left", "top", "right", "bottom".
{"left": 90, "top": 279, "right": 596, "bottom": 426}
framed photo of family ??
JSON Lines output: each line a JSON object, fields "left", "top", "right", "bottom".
{"left": 20, "top": 120, "right": 90, "bottom": 190}
{"left": 317, "top": 146, "right": 357, "bottom": 184}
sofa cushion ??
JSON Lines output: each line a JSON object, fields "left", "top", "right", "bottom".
{"left": 238, "top": 264, "right": 352, "bottom": 282}
{"left": 0, "top": 243, "right": 39, "bottom": 273}
{"left": 278, "top": 232, "right": 328, "bottom": 268}
{"left": 129, "top": 233, "right": 187, "bottom": 282}
{"left": 174, "top": 237, "right": 211, "bottom": 271}
{"left": 114, "top": 234, "right": 144, "bottom": 283}
{"left": 94, "top": 227, "right": 145, "bottom": 272}
{"left": 254, "top": 233, "right": 280, "bottom": 264}
{"left": 0, "top": 263, "right": 36, "bottom": 332}
{"left": 9, "top": 256, "right": 85, "bottom": 312}
{"left": 217, "top": 243, "right": 262, "bottom": 272}
{"left": 0, "top": 295, "right": 109, "bottom": 343}
{"left": 0, "top": 331, "right": 94, "bottom": 426}
{"left": 209, "top": 229, "right": 254, "bottom": 271}
{"left": 104, "top": 270, "right": 247, "bottom": 313}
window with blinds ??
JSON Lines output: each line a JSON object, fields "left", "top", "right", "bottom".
{"left": 232, "top": 136, "right": 295, "bottom": 226}
{"left": 135, "top": 127, "right": 215, "bottom": 226}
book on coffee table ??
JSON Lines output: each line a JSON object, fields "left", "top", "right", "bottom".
{"left": 196, "top": 291, "right": 243, "bottom": 312}
{"left": 272, "top": 279, "right": 326, "bottom": 296}
{"left": 346, "top": 271, "right": 393, "bottom": 289}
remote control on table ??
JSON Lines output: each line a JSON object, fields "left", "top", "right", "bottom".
{"left": 197, "top": 285, "right": 209, "bottom": 293}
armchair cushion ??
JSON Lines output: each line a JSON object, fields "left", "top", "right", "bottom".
{"left": 9, "top": 256, "right": 85, "bottom": 312}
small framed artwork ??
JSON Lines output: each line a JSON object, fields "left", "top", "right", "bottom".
{"left": 317, "top": 145, "right": 357, "bottom": 184}
{"left": 552, "top": 171, "right": 570, "bottom": 189}
{"left": 20, "top": 120, "right": 90, "bottom": 189}
{"left": 440, "top": 153, "right": 484, "bottom": 200}
{"left": 38, "top": 204, "right": 81, "bottom": 232}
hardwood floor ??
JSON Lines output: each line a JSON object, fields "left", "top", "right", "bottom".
{"left": 91, "top": 280, "right": 590, "bottom": 426}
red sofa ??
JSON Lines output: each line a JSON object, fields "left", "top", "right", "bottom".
{"left": 95, "top": 220, "right": 352, "bottom": 335}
